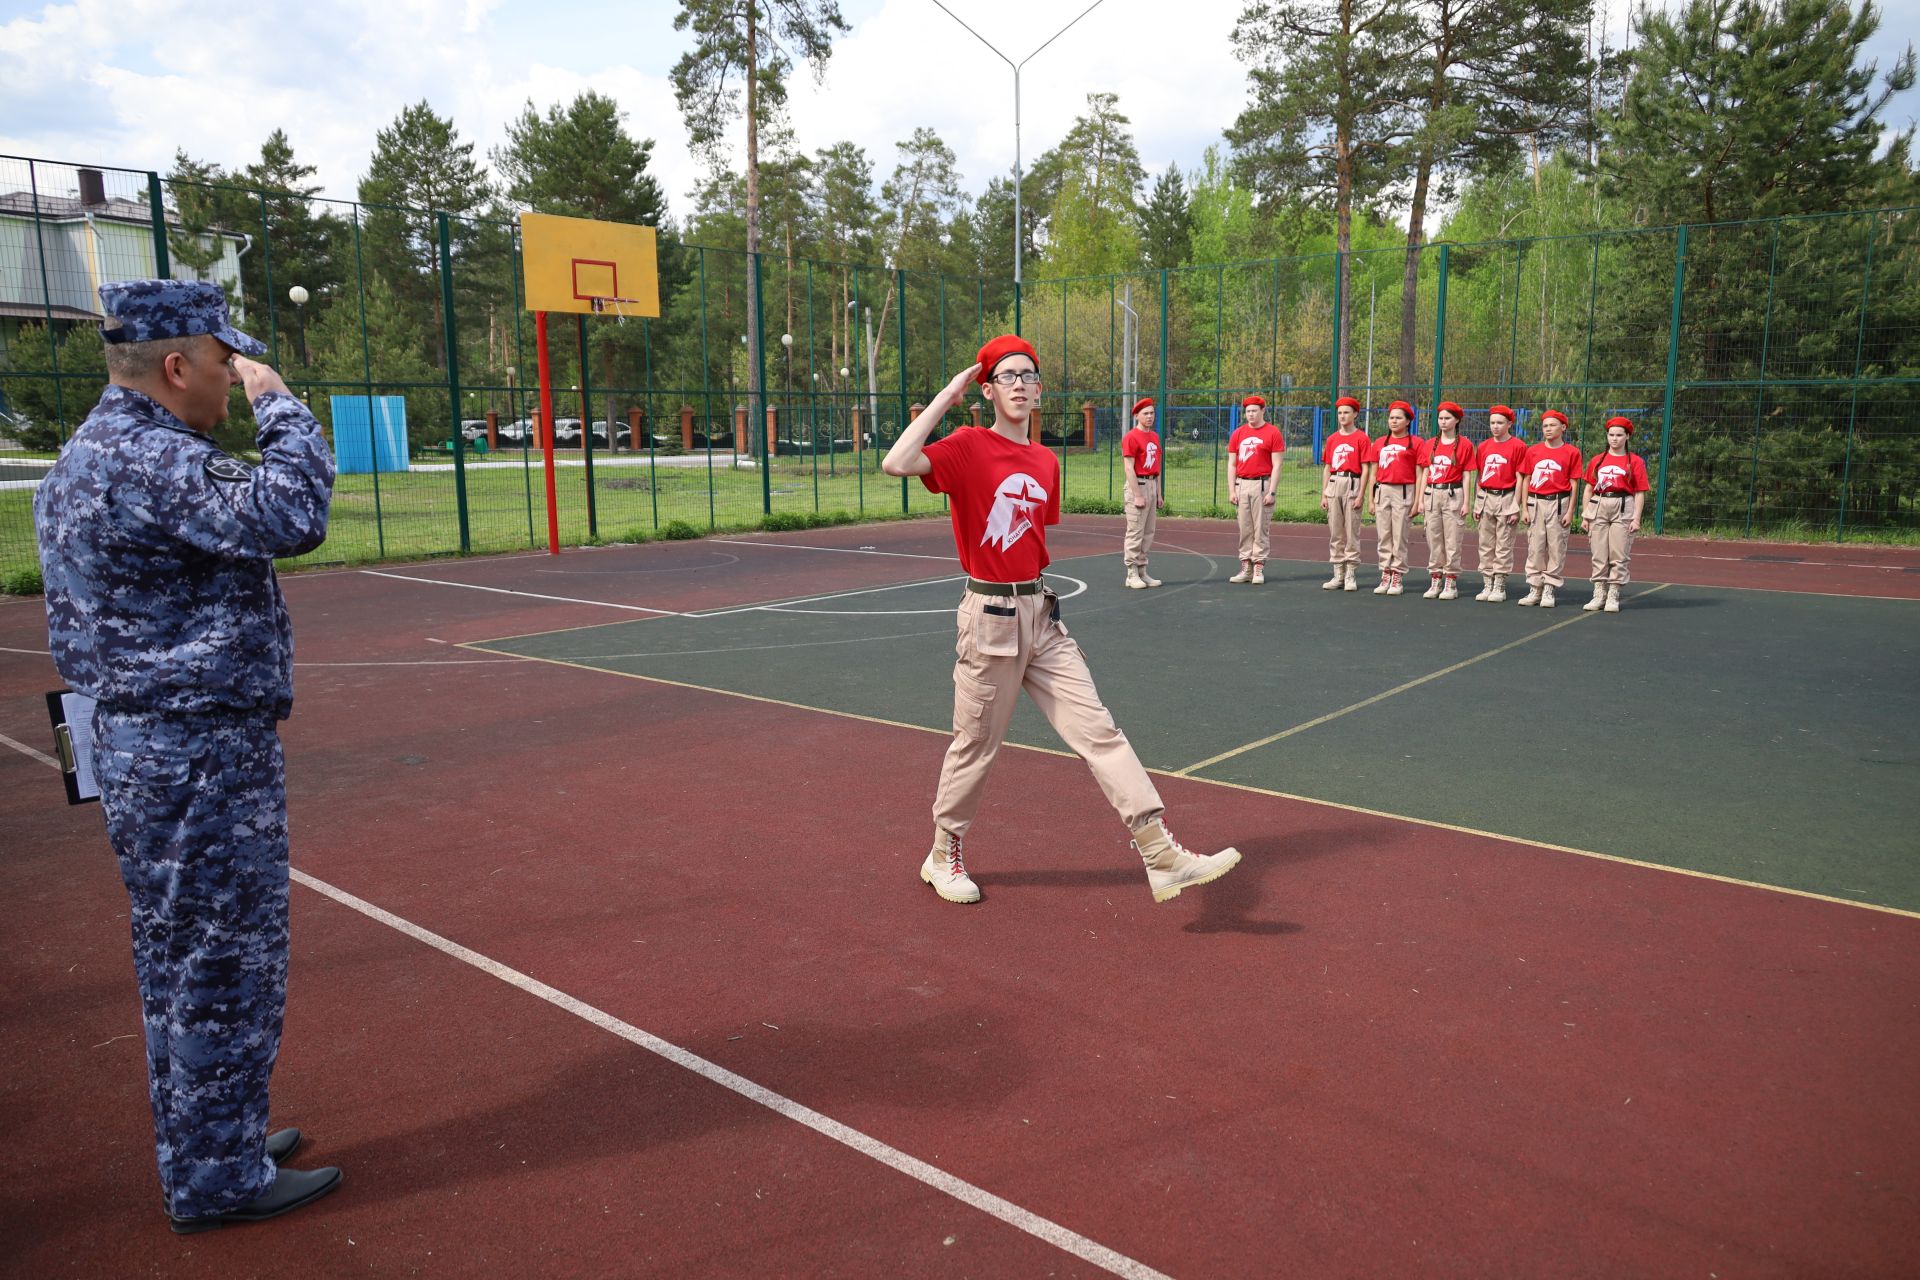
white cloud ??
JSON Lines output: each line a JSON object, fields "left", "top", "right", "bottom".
{"left": 1, "top": 0, "right": 1913, "bottom": 223}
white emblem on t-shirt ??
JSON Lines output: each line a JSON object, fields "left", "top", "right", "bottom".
{"left": 1482, "top": 453, "right": 1509, "bottom": 478}
{"left": 1237, "top": 436, "right": 1263, "bottom": 462}
{"left": 1331, "top": 442, "right": 1356, "bottom": 469}
{"left": 983, "top": 471, "right": 1048, "bottom": 550}
{"left": 1380, "top": 442, "right": 1410, "bottom": 468}
{"left": 1143, "top": 441, "right": 1158, "bottom": 470}
{"left": 1597, "top": 462, "right": 1630, "bottom": 489}
{"left": 1530, "top": 458, "right": 1564, "bottom": 486}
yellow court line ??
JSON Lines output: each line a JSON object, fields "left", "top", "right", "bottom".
{"left": 1173, "top": 583, "right": 1672, "bottom": 775}
{"left": 454, "top": 639, "right": 1920, "bottom": 923}
{"left": 1172, "top": 773, "right": 1920, "bottom": 922}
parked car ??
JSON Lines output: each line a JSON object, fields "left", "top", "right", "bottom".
{"left": 550, "top": 417, "right": 584, "bottom": 445}
{"left": 459, "top": 419, "right": 489, "bottom": 442}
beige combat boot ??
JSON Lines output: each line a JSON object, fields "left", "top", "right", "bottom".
{"left": 1343, "top": 564, "right": 1358, "bottom": 591}
{"left": 920, "top": 829, "right": 980, "bottom": 904}
{"left": 1323, "top": 565, "right": 1345, "bottom": 590}
{"left": 1131, "top": 818, "right": 1242, "bottom": 903}
{"left": 1228, "top": 561, "right": 1253, "bottom": 584}
{"left": 1604, "top": 584, "right": 1621, "bottom": 613}
{"left": 1440, "top": 574, "right": 1459, "bottom": 600}
{"left": 1517, "top": 583, "right": 1542, "bottom": 606}
{"left": 1125, "top": 565, "right": 1148, "bottom": 590}
{"left": 1422, "top": 574, "right": 1443, "bottom": 599}
{"left": 1251, "top": 563, "right": 1266, "bottom": 585}
{"left": 1488, "top": 574, "right": 1508, "bottom": 603}
{"left": 1540, "top": 584, "right": 1557, "bottom": 608}
{"left": 1141, "top": 565, "right": 1163, "bottom": 588}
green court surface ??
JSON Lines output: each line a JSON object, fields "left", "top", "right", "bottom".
{"left": 473, "top": 548, "right": 1920, "bottom": 914}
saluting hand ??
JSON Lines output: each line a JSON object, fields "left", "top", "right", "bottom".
{"left": 234, "top": 356, "right": 290, "bottom": 402}
{"left": 942, "top": 363, "right": 983, "bottom": 403}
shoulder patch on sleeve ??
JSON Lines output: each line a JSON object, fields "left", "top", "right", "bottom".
{"left": 204, "top": 455, "right": 253, "bottom": 483}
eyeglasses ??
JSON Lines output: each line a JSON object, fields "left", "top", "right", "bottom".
{"left": 989, "top": 370, "right": 1042, "bottom": 386}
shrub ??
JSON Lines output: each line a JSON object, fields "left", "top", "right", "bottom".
{"left": 661, "top": 519, "right": 703, "bottom": 540}
{"left": 1, "top": 565, "right": 44, "bottom": 596}
{"left": 1062, "top": 496, "right": 1126, "bottom": 515}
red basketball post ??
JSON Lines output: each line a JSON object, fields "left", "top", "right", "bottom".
{"left": 535, "top": 310, "right": 561, "bottom": 554}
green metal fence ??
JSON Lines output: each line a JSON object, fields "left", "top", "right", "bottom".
{"left": 3, "top": 151, "right": 1916, "bottom": 583}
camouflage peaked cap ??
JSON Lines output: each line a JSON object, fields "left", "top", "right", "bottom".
{"left": 98, "top": 279, "right": 266, "bottom": 357}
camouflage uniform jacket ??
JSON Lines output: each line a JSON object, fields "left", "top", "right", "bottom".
{"left": 35, "top": 385, "right": 335, "bottom": 719}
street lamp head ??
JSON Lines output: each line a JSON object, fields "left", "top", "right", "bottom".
{"left": 780, "top": 333, "right": 793, "bottom": 348}
{"left": 839, "top": 367, "right": 850, "bottom": 378}
{"left": 287, "top": 285, "right": 309, "bottom": 306}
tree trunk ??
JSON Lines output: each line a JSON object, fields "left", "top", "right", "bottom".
{"left": 743, "top": 4, "right": 765, "bottom": 456}
{"left": 1336, "top": 124, "right": 1353, "bottom": 394}
{"left": 1398, "top": 149, "right": 1434, "bottom": 403}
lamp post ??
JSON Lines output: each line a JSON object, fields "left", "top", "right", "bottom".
{"left": 287, "top": 284, "right": 309, "bottom": 366}
{"left": 848, "top": 300, "right": 878, "bottom": 435}
{"left": 928, "top": 0, "right": 1109, "bottom": 291}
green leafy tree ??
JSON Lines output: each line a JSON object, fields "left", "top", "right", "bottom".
{"left": 672, "top": 0, "right": 850, "bottom": 453}
{"left": 1229, "top": 0, "right": 1423, "bottom": 391}
{"left": 494, "top": 91, "right": 668, "bottom": 225}
{"left": 0, "top": 324, "right": 106, "bottom": 449}
{"left": 1034, "top": 93, "right": 1147, "bottom": 277}
{"left": 1391, "top": 0, "right": 1591, "bottom": 398}
{"left": 240, "top": 130, "right": 346, "bottom": 371}
{"left": 810, "top": 141, "right": 880, "bottom": 387}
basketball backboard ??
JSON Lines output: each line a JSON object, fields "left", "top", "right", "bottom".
{"left": 520, "top": 212, "right": 661, "bottom": 318}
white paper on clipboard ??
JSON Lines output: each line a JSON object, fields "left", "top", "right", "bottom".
{"left": 58, "top": 690, "right": 100, "bottom": 801}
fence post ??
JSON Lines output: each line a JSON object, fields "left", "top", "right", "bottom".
{"left": 351, "top": 205, "right": 385, "bottom": 557}
{"left": 1654, "top": 225, "right": 1688, "bottom": 535}
{"left": 1157, "top": 267, "right": 1170, "bottom": 456}
{"left": 437, "top": 212, "right": 470, "bottom": 553}
{"left": 26, "top": 162, "right": 66, "bottom": 439}
{"left": 753, "top": 250, "right": 771, "bottom": 516}
{"left": 146, "top": 172, "right": 170, "bottom": 278}
{"left": 577, "top": 313, "right": 596, "bottom": 538}
{"left": 897, "top": 267, "right": 910, "bottom": 515}
{"left": 1430, "top": 242, "right": 1450, "bottom": 412}
{"left": 1838, "top": 210, "right": 1879, "bottom": 541}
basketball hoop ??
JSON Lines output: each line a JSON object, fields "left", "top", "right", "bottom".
{"left": 588, "top": 296, "right": 644, "bottom": 323}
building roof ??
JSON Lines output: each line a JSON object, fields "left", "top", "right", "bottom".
{"left": 0, "top": 301, "right": 103, "bottom": 323}
{"left": 0, "top": 191, "right": 244, "bottom": 241}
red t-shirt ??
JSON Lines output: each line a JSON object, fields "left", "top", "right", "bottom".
{"left": 1322, "top": 428, "right": 1368, "bottom": 476}
{"left": 1473, "top": 437, "right": 1526, "bottom": 490}
{"left": 920, "top": 427, "right": 1062, "bottom": 582}
{"left": 1418, "top": 436, "right": 1475, "bottom": 486}
{"left": 1585, "top": 451, "right": 1650, "bottom": 494}
{"left": 1521, "top": 442, "right": 1583, "bottom": 496}
{"left": 1228, "top": 423, "right": 1285, "bottom": 478}
{"left": 1121, "top": 428, "right": 1162, "bottom": 477}
{"left": 1366, "top": 433, "right": 1419, "bottom": 485}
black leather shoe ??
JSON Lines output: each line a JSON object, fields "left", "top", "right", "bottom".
{"left": 265, "top": 1128, "right": 302, "bottom": 1164}
{"left": 168, "top": 1166, "right": 341, "bottom": 1234}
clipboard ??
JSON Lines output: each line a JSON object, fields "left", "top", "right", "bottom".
{"left": 45, "top": 689, "right": 101, "bottom": 806}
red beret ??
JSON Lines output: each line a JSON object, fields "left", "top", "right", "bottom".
{"left": 1334, "top": 396, "right": 1362, "bottom": 411}
{"left": 1436, "top": 400, "right": 1464, "bottom": 418}
{"left": 1387, "top": 400, "right": 1415, "bottom": 418}
{"left": 1241, "top": 394, "right": 1267, "bottom": 409}
{"left": 1605, "top": 415, "right": 1634, "bottom": 434}
{"left": 1131, "top": 397, "right": 1155, "bottom": 417}
{"left": 975, "top": 334, "right": 1040, "bottom": 384}
{"left": 1540, "top": 409, "right": 1568, "bottom": 426}
{"left": 1488, "top": 404, "right": 1516, "bottom": 421}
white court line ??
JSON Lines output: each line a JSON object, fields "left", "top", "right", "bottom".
{"left": 0, "top": 730, "right": 60, "bottom": 769}
{"left": 294, "top": 658, "right": 533, "bottom": 667}
{"left": 1, "top": 644, "right": 50, "bottom": 655}
{"left": 288, "top": 868, "right": 1171, "bottom": 1280}
{"left": 359, "top": 570, "right": 684, "bottom": 615}
{"left": 765, "top": 573, "right": 1091, "bottom": 616}
{"left": 709, "top": 537, "right": 957, "bottom": 562}
{"left": 687, "top": 573, "right": 965, "bottom": 619}
{"left": 8, "top": 727, "right": 1168, "bottom": 1279}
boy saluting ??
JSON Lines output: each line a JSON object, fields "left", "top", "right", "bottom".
{"left": 883, "top": 336, "right": 1242, "bottom": 906}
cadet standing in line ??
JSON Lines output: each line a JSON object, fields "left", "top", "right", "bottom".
{"left": 34, "top": 281, "right": 340, "bottom": 1233}
{"left": 1363, "top": 401, "right": 1420, "bottom": 595}
{"left": 1119, "top": 397, "right": 1164, "bottom": 589}
{"left": 882, "top": 335, "right": 1241, "bottom": 906}
{"left": 1516, "top": 409, "right": 1584, "bottom": 608}
{"left": 1581, "top": 416, "right": 1651, "bottom": 613}
{"left": 1320, "top": 395, "right": 1368, "bottom": 591}
{"left": 1225, "top": 394, "right": 1284, "bottom": 584}
{"left": 1471, "top": 405, "right": 1526, "bottom": 602}
{"left": 1413, "top": 401, "right": 1475, "bottom": 600}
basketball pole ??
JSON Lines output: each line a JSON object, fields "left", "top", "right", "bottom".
{"left": 536, "top": 309, "right": 561, "bottom": 554}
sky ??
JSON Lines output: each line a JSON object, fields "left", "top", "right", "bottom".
{"left": 2, "top": 0, "right": 1916, "bottom": 221}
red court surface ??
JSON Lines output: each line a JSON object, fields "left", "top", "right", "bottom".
{"left": 2, "top": 518, "right": 1917, "bottom": 1278}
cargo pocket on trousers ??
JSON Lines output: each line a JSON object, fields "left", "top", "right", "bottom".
{"left": 953, "top": 671, "right": 996, "bottom": 741}
{"left": 973, "top": 602, "right": 1019, "bottom": 657}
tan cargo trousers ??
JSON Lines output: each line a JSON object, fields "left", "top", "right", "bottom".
{"left": 1423, "top": 485, "right": 1467, "bottom": 574}
{"left": 1323, "top": 473, "right": 1364, "bottom": 565}
{"left": 1233, "top": 476, "right": 1274, "bottom": 563}
{"left": 1476, "top": 488, "right": 1519, "bottom": 573}
{"left": 932, "top": 587, "right": 1163, "bottom": 839}
{"left": 1524, "top": 493, "right": 1573, "bottom": 588}
{"left": 1373, "top": 482, "right": 1414, "bottom": 574}
{"left": 1587, "top": 494, "right": 1636, "bottom": 585}
{"left": 1123, "top": 478, "right": 1159, "bottom": 566}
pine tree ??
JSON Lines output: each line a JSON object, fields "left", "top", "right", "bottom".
{"left": 240, "top": 130, "right": 345, "bottom": 371}
{"left": 1140, "top": 164, "right": 1194, "bottom": 270}
{"left": 1228, "top": 0, "right": 1423, "bottom": 391}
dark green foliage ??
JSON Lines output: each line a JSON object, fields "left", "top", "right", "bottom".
{"left": 1141, "top": 165, "right": 1194, "bottom": 272}
{"left": 761, "top": 508, "right": 858, "bottom": 530}
{"left": 1061, "top": 496, "right": 1126, "bottom": 515}
{"left": 0, "top": 324, "right": 105, "bottom": 448}
{"left": 662, "top": 519, "right": 704, "bottom": 540}
{"left": 0, "top": 565, "right": 43, "bottom": 596}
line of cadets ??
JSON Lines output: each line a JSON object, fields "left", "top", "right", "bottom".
{"left": 1120, "top": 394, "right": 1652, "bottom": 612}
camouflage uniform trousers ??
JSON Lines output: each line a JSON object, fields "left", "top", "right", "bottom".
{"left": 93, "top": 708, "right": 288, "bottom": 1220}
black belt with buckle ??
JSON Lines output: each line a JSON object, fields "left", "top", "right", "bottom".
{"left": 1482, "top": 486, "right": 1515, "bottom": 493}
{"left": 1429, "top": 481, "right": 1462, "bottom": 489}
{"left": 1532, "top": 491, "right": 1569, "bottom": 502}
{"left": 1596, "top": 490, "right": 1631, "bottom": 498}
{"left": 968, "top": 579, "right": 1045, "bottom": 597}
